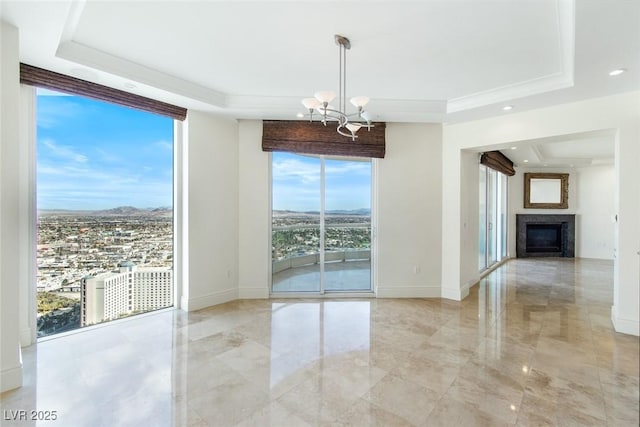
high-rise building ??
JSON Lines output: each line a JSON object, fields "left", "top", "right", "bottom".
{"left": 81, "top": 261, "right": 172, "bottom": 326}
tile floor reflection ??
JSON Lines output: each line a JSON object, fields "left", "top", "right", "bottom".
{"left": 271, "top": 260, "right": 371, "bottom": 292}
{"left": 1, "top": 258, "right": 638, "bottom": 426}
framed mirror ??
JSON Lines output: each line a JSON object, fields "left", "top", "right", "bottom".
{"left": 524, "top": 172, "right": 569, "bottom": 209}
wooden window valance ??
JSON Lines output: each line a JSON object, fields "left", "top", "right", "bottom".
{"left": 20, "top": 63, "right": 187, "bottom": 121}
{"left": 262, "top": 120, "right": 386, "bottom": 158}
{"left": 480, "top": 150, "right": 515, "bottom": 176}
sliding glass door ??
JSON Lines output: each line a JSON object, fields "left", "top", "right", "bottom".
{"left": 487, "top": 168, "right": 499, "bottom": 266}
{"left": 499, "top": 173, "right": 508, "bottom": 259}
{"left": 323, "top": 158, "right": 371, "bottom": 291}
{"left": 271, "top": 154, "right": 321, "bottom": 292}
{"left": 271, "top": 153, "right": 372, "bottom": 293}
{"left": 479, "top": 164, "right": 508, "bottom": 271}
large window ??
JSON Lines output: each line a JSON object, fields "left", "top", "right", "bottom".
{"left": 36, "top": 89, "right": 174, "bottom": 337}
{"left": 479, "top": 164, "right": 508, "bottom": 271}
{"left": 271, "top": 152, "right": 372, "bottom": 293}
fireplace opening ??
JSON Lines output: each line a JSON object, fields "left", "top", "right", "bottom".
{"left": 526, "top": 223, "right": 562, "bottom": 253}
{"left": 516, "top": 214, "right": 574, "bottom": 258}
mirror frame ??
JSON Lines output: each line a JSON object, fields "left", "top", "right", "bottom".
{"left": 524, "top": 172, "right": 569, "bottom": 209}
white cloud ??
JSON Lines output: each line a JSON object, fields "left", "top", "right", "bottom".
{"left": 154, "top": 140, "right": 173, "bottom": 151}
{"left": 94, "top": 148, "right": 122, "bottom": 163}
{"left": 272, "top": 158, "right": 320, "bottom": 184}
{"left": 37, "top": 99, "right": 85, "bottom": 129}
{"left": 325, "top": 161, "right": 370, "bottom": 176}
{"left": 41, "top": 139, "right": 88, "bottom": 163}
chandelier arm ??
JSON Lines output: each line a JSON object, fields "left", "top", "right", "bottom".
{"left": 318, "top": 107, "right": 346, "bottom": 119}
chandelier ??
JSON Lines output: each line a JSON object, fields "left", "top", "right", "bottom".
{"left": 300, "top": 35, "right": 373, "bottom": 141}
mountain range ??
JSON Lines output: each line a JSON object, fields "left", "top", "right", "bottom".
{"left": 38, "top": 206, "right": 173, "bottom": 217}
{"left": 273, "top": 208, "right": 370, "bottom": 216}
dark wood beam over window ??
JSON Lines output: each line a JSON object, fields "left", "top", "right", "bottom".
{"left": 20, "top": 63, "right": 187, "bottom": 121}
{"left": 481, "top": 150, "right": 515, "bottom": 176}
{"left": 262, "top": 120, "right": 385, "bottom": 158}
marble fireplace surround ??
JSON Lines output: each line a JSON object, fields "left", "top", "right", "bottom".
{"left": 516, "top": 214, "right": 575, "bottom": 258}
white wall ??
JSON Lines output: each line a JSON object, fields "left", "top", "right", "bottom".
{"left": 459, "top": 150, "right": 481, "bottom": 293}
{"left": 509, "top": 165, "right": 615, "bottom": 260}
{"left": 376, "top": 123, "right": 442, "bottom": 297}
{"left": 576, "top": 166, "right": 616, "bottom": 259}
{"left": 443, "top": 92, "right": 640, "bottom": 336}
{"left": 234, "top": 122, "right": 444, "bottom": 299}
{"left": 180, "top": 111, "right": 239, "bottom": 311}
{"left": 0, "top": 21, "right": 23, "bottom": 392}
{"left": 237, "top": 120, "right": 270, "bottom": 298}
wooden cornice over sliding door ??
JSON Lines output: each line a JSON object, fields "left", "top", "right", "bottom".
{"left": 262, "top": 120, "right": 386, "bottom": 158}
{"left": 480, "top": 150, "right": 515, "bottom": 176}
{"left": 20, "top": 63, "right": 187, "bottom": 121}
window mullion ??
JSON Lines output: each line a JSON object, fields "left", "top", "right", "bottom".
{"left": 320, "top": 156, "right": 326, "bottom": 294}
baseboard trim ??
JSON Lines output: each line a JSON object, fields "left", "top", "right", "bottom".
{"left": 441, "top": 287, "right": 462, "bottom": 301}
{"left": 1, "top": 365, "right": 23, "bottom": 393}
{"left": 270, "top": 292, "right": 375, "bottom": 299}
{"left": 461, "top": 277, "right": 478, "bottom": 299}
{"left": 611, "top": 305, "right": 640, "bottom": 336}
{"left": 238, "top": 286, "right": 269, "bottom": 299}
{"left": 183, "top": 288, "right": 238, "bottom": 312}
{"left": 377, "top": 286, "right": 441, "bottom": 298}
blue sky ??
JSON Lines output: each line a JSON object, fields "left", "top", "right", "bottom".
{"left": 37, "top": 90, "right": 369, "bottom": 212}
{"left": 272, "top": 152, "right": 371, "bottom": 212}
{"left": 37, "top": 90, "right": 174, "bottom": 210}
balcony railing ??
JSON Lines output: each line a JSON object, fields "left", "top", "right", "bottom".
{"left": 272, "top": 249, "right": 371, "bottom": 274}
{"left": 272, "top": 223, "right": 371, "bottom": 274}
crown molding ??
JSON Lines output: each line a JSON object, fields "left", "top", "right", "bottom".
{"left": 56, "top": 40, "right": 226, "bottom": 107}
{"left": 447, "top": 0, "right": 575, "bottom": 113}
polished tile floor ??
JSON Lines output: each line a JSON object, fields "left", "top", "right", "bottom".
{"left": 1, "top": 258, "right": 638, "bottom": 426}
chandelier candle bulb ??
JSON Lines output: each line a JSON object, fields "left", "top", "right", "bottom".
{"left": 350, "top": 96, "right": 370, "bottom": 108}
{"left": 302, "top": 98, "right": 320, "bottom": 110}
{"left": 346, "top": 123, "right": 362, "bottom": 133}
{"left": 314, "top": 91, "right": 336, "bottom": 104}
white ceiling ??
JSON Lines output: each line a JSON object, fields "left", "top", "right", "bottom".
{"left": 1, "top": 0, "right": 638, "bottom": 127}
{"left": 496, "top": 129, "right": 616, "bottom": 168}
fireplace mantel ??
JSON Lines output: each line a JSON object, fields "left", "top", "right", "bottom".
{"left": 516, "top": 214, "right": 575, "bottom": 258}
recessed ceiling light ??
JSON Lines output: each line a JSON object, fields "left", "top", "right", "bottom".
{"left": 510, "top": 146, "right": 517, "bottom": 150}
{"left": 296, "top": 113, "right": 304, "bottom": 118}
{"left": 523, "top": 160, "right": 529, "bottom": 163}
{"left": 609, "top": 68, "right": 627, "bottom": 76}
{"left": 503, "top": 105, "right": 513, "bottom": 111}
